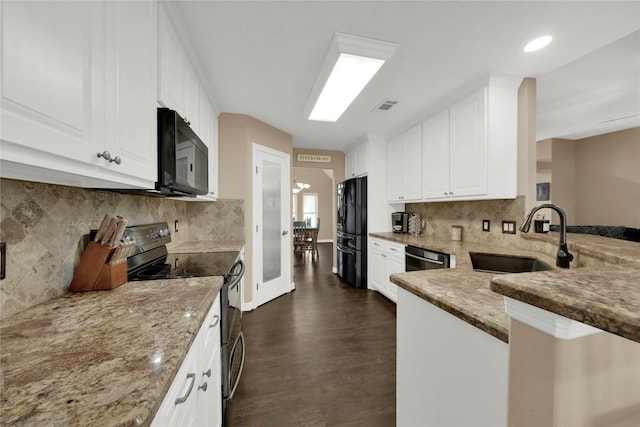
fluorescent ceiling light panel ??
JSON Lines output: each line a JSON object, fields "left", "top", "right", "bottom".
{"left": 306, "top": 33, "right": 397, "bottom": 122}
{"left": 524, "top": 35, "right": 552, "bottom": 52}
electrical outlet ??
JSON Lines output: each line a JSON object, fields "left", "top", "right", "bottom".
{"left": 174, "top": 220, "right": 179, "bottom": 233}
{"left": 502, "top": 221, "right": 516, "bottom": 234}
{"left": 482, "top": 220, "right": 490, "bottom": 232}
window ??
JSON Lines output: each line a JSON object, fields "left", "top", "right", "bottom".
{"left": 292, "top": 194, "right": 298, "bottom": 220}
{"left": 302, "top": 193, "right": 318, "bottom": 224}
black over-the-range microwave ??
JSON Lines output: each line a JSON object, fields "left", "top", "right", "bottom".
{"left": 157, "top": 108, "right": 209, "bottom": 196}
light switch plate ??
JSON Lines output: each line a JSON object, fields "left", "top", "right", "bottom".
{"left": 502, "top": 221, "right": 516, "bottom": 234}
{"left": 482, "top": 220, "right": 490, "bottom": 232}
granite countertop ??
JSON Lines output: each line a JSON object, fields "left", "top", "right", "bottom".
{"left": 372, "top": 232, "right": 558, "bottom": 343}
{"left": 0, "top": 276, "right": 223, "bottom": 426}
{"left": 372, "top": 231, "right": 640, "bottom": 344}
{"left": 492, "top": 233, "right": 640, "bottom": 343}
{"left": 169, "top": 239, "right": 244, "bottom": 253}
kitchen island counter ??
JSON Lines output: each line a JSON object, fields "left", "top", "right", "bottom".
{"left": 372, "top": 231, "right": 640, "bottom": 344}
{"left": 0, "top": 276, "right": 223, "bottom": 426}
{"left": 372, "top": 232, "right": 558, "bottom": 343}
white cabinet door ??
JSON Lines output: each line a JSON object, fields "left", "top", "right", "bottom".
{"left": 402, "top": 124, "right": 422, "bottom": 201}
{"left": 103, "top": 0, "right": 157, "bottom": 183}
{"left": 422, "top": 110, "right": 451, "bottom": 199}
{"left": 183, "top": 62, "right": 200, "bottom": 132}
{"left": 157, "top": 4, "right": 185, "bottom": 112}
{"left": 449, "top": 89, "right": 487, "bottom": 197}
{"left": 197, "top": 344, "right": 222, "bottom": 427}
{"left": 369, "top": 239, "right": 386, "bottom": 293}
{"left": 153, "top": 294, "right": 222, "bottom": 427}
{"left": 1, "top": 1, "right": 102, "bottom": 168}
{"left": 385, "top": 242, "right": 405, "bottom": 302}
{"left": 345, "top": 148, "right": 356, "bottom": 178}
{"left": 153, "top": 344, "right": 198, "bottom": 427}
{"left": 386, "top": 135, "right": 404, "bottom": 201}
{"left": 354, "top": 141, "right": 369, "bottom": 177}
{"left": 1, "top": 1, "right": 157, "bottom": 189}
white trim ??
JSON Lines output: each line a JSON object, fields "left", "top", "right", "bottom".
{"left": 504, "top": 297, "right": 602, "bottom": 340}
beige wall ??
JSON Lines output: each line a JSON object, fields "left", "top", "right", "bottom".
{"left": 218, "top": 113, "right": 293, "bottom": 305}
{"left": 508, "top": 319, "right": 640, "bottom": 426}
{"left": 292, "top": 167, "right": 333, "bottom": 241}
{"left": 517, "top": 78, "right": 538, "bottom": 214}
{"left": 574, "top": 127, "right": 640, "bottom": 227}
{"left": 536, "top": 128, "right": 639, "bottom": 227}
{"left": 292, "top": 148, "right": 345, "bottom": 269}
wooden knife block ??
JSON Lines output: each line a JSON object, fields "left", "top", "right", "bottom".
{"left": 69, "top": 242, "right": 128, "bottom": 292}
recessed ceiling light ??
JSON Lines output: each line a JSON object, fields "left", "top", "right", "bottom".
{"left": 524, "top": 35, "right": 552, "bottom": 53}
{"left": 305, "top": 33, "right": 397, "bottom": 122}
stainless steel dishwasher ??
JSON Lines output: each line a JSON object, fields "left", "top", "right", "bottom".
{"left": 405, "top": 245, "right": 452, "bottom": 271}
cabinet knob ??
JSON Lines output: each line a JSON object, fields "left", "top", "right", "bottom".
{"left": 110, "top": 156, "right": 121, "bottom": 165}
{"left": 183, "top": 117, "right": 191, "bottom": 126}
{"left": 198, "top": 382, "right": 208, "bottom": 392}
{"left": 97, "top": 151, "right": 112, "bottom": 161}
{"left": 203, "top": 369, "right": 211, "bottom": 378}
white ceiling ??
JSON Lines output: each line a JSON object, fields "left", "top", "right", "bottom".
{"left": 175, "top": 1, "right": 640, "bottom": 151}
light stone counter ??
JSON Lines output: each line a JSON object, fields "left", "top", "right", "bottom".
{"left": 373, "top": 232, "right": 557, "bottom": 343}
{"left": 372, "top": 231, "right": 640, "bottom": 344}
{"left": 0, "top": 276, "right": 223, "bottom": 426}
{"left": 169, "top": 240, "right": 244, "bottom": 253}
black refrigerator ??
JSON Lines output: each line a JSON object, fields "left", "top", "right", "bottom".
{"left": 336, "top": 176, "right": 367, "bottom": 288}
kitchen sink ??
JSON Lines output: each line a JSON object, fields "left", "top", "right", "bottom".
{"left": 469, "top": 252, "right": 553, "bottom": 274}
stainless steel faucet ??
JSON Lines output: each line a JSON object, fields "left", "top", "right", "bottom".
{"left": 520, "top": 203, "right": 574, "bottom": 268}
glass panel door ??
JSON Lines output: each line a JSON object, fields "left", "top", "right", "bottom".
{"left": 262, "top": 159, "right": 281, "bottom": 282}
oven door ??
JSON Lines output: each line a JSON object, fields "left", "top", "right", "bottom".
{"left": 405, "top": 246, "right": 450, "bottom": 271}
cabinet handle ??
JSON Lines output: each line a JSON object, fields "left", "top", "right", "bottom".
{"left": 109, "top": 156, "right": 121, "bottom": 165}
{"left": 203, "top": 369, "right": 211, "bottom": 378}
{"left": 198, "top": 382, "right": 208, "bottom": 392}
{"left": 97, "top": 151, "right": 112, "bottom": 161}
{"left": 209, "top": 314, "right": 220, "bottom": 328}
{"left": 174, "top": 373, "right": 196, "bottom": 405}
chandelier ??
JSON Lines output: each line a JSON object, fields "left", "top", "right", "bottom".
{"left": 292, "top": 179, "right": 310, "bottom": 194}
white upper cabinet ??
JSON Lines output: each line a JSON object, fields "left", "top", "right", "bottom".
{"left": 345, "top": 140, "right": 369, "bottom": 178}
{"left": 420, "top": 75, "right": 520, "bottom": 202}
{"left": 158, "top": 2, "right": 218, "bottom": 201}
{"left": 387, "top": 124, "right": 422, "bottom": 202}
{"left": 157, "top": 4, "right": 185, "bottom": 113}
{"left": 104, "top": 1, "right": 158, "bottom": 183}
{"left": 422, "top": 110, "right": 451, "bottom": 199}
{"left": 0, "top": 0, "right": 157, "bottom": 189}
{"left": 449, "top": 89, "right": 487, "bottom": 197}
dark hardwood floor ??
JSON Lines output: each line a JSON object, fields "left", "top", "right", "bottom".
{"left": 228, "top": 243, "right": 397, "bottom": 426}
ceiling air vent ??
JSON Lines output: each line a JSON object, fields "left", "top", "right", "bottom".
{"left": 373, "top": 98, "right": 398, "bottom": 112}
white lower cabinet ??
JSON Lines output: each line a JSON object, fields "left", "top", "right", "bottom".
{"left": 397, "top": 287, "right": 508, "bottom": 426}
{"left": 153, "top": 293, "right": 222, "bottom": 427}
{"left": 369, "top": 238, "right": 405, "bottom": 303}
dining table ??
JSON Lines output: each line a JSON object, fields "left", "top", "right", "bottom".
{"left": 293, "top": 219, "right": 320, "bottom": 258}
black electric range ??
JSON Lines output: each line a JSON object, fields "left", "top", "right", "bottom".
{"left": 116, "top": 222, "right": 239, "bottom": 281}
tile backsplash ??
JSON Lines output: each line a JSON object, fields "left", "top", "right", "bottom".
{"left": 406, "top": 196, "right": 526, "bottom": 245}
{"left": 0, "top": 179, "right": 243, "bottom": 319}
